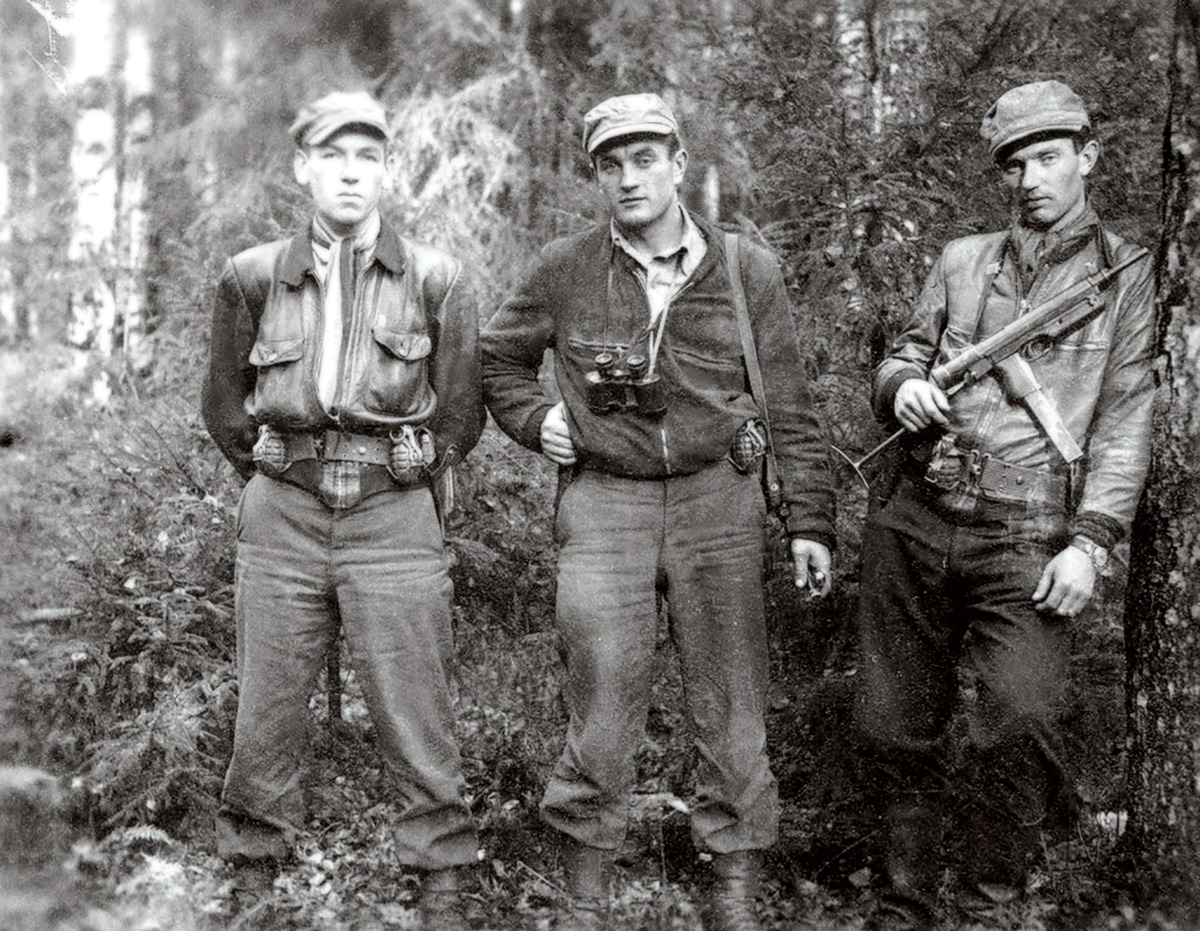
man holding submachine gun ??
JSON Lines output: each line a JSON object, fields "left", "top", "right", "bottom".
{"left": 853, "top": 81, "right": 1155, "bottom": 930}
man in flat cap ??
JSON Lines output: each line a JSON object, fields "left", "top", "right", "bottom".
{"left": 482, "top": 92, "right": 835, "bottom": 930}
{"left": 854, "top": 80, "right": 1154, "bottom": 929}
{"left": 202, "top": 89, "right": 482, "bottom": 927}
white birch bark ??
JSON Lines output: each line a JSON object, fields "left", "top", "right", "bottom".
{"left": 0, "top": 144, "right": 14, "bottom": 340}
{"left": 66, "top": 0, "right": 118, "bottom": 403}
{"left": 116, "top": 12, "right": 153, "bottom": 375}
{"left": 833, "top": 0, "right": 928, "bottom": 247}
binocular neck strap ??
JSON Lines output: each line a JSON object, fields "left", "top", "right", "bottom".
{"left": 605, "top": 238, "right": 675, "bottom": 378}
{"left": 645, "top": 293, "right": 672, "bottom": 375}
{"left": 603, "top": 246, "right": 616, "bottom": 350}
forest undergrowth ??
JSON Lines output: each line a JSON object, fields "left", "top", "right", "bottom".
{"left": 0, "top": 345, "right": 1182, "bottom": 931}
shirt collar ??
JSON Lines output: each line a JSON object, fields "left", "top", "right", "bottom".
{"left": 610, "top": 205, "right": 704, "bottom": 269}
{"left": 1011, "top": 202, "right": 1100, "bottom": 273}
{"left": 279, "top": 220, "right": 406, "bottom": 286}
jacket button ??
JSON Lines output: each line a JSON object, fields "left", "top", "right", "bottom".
{"left": 1015, "top": 476, "right": 1025, "bottom": 485}
{"left": 357, "top": 445, "right": 367, "bottom": 454}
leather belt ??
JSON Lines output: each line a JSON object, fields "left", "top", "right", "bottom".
{"left": 280, "top": 430, "right": 392, "bottom": 466}
{"left": 965, "top": 450, "right": 1066, "bottom": 505}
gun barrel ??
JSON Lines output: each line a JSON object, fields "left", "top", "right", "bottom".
{"left": 929, "top": 248, "right": 1148, "bottom": 390}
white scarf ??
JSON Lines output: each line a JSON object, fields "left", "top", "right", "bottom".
{"left": 310, "top": 210, "right": 381, "bottom": 410}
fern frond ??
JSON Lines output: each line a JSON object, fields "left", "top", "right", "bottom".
{"left": 114, "top": 824, "right": 174, "bottom": 848}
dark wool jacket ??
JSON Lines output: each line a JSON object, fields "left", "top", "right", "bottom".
{"left": 202, "top": 223, "right": 483, "bottom": 481}
{"left": 874, "top": 218, "right": 1154, "bottom": 549}
{"left": 481, "top": 213, "right": 835, "bottom": 546}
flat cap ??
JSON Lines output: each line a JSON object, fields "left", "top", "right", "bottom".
{"left": 980, "top": 80, "right": 1089, "bottom": 158}
{"left": 582, "top": 93, "right": 679, "bottom": 155}
{"left": 289, "top": 90, "right": 389, "bottom": 147}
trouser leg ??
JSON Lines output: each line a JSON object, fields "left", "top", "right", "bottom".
{"left": 664, "top": 462, "right": 778, "bottom": 854}
{"left": 854, "top": 493, "right": 960, "bottom": 915}
{"left": 217, "top": 476, "right": 334, "bottom": 861}
{"left": 540, "top": 471, "right": 661, "bottom": 851}
{"left": 334, "top": 485, "right": 477, "bottom": 870}
{"left": 955, "top": 511, "right": 1071, "bottom": 889}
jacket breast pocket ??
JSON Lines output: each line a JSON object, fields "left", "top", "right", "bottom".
{"left": 669, "top": 344, "right": 745, "bottom": 399}
{"left": 249, "top": 336, "right": 306, "bottom": 420}
{"left": 366, "top": 325, "right": 433, "bottom": 414}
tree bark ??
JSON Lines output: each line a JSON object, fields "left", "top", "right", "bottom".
{"left": 66, "top": 0, "right": 157, "bottom": 395}
{"left": 835, "top": 0, "right": 928, "bottom": 142}
{"left": 0, "top": 64, "right": 14, "bottom": 342}
{"left": 114, "top": 0, "right": 153, "bottom": 376}
{"left": 66, "top": 0, "right": 119, "bottom": 402}
{"left": 1122, "top": 0, "right": 1200, "bottom": 915}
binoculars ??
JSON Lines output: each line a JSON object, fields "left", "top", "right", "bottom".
{"left": 584, "top": 350, "right": 667, "bottom": 417}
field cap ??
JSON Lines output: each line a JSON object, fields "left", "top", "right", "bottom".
{"left": 980, "top": 80, "right": 1089, "bottom": 158}
{"left": 290, "top": 90, "right": 389, "bottom": 147}
{"left": 582, "top": 93, "right": 679, "bottom": 155}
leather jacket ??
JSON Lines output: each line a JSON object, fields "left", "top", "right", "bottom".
{"left": 874, "top": 215, "right": 1155, "bottom": 548}
{"left": 202, "top": 224, "right": 483, "bottom": 481}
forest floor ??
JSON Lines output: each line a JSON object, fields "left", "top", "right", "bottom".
{"left": 0, "top": 342, "right": 1190, "bottom": 931}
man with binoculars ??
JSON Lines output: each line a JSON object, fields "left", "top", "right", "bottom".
{"left": 482, "top": 93, "right": 835, "bottom": 930}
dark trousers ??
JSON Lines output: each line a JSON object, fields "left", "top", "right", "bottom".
{"left": 854, "top": 476, "right": 1072, "bottom": 893}
{"left": 215, "top": 475, "right": 477, "bottom": 869}
{"left": 540, "top": 461, "right": 779, "bottom": 854}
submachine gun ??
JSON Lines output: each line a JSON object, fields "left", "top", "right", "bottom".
{"left": 837, "top": 247, "right": 1150, "bottom": 487}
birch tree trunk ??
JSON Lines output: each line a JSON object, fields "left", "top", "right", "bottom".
{"left": 1122, "top": 0, "right": 1200, "bottom": 915}
{"left": 830, "top": 0, "right": 928, "bottom": 417}
{"left": 0, "top": 64, "right": 14, "bottom": 342}
{"left": 66, "top": 0, "right": 119, "bottom": 403}
{"left": 834, "top": 0, "right": 929, "bottom": 233}
{"left": 115, "top": 0, "right": 153, "bottom": 376}
{"left": 66, "top": 0, "right": 156, "bottom": 396}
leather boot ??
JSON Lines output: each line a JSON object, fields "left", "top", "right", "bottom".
{"left": 710, "top": 850, "right": 763, "bottom": 931}
{"left": 228, "top": 854, "right": 281, "bottom": 921}
{"left": 874, "top": 797, "right": 943, "bottom": 930}
{"left": 557, "top": 837, "right": 611, "bottom": 931}
{"left": 418, "top": 866, "right": 469, "bottom": 931}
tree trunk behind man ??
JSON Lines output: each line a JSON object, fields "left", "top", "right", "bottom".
{"left": 1122, "top": 0, "right": 1200, "bottom": 917}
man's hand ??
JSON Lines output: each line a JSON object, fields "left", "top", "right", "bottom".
{"left": 1032, "top": 545, "right": 1096, "bottom": 618}
{"left": 894, "top": 378, "right": 951, "bottom": 433}
{"left": 540, "top": 401, "right": 578, "bottom": 466}
{"left": 790, "top": 538, "right": 832, "bottom": 599}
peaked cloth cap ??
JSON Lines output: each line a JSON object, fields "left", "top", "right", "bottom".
{"left": 582, "top": 93, "right": 680, "bottom": 154}
{"left": 290, "top": 91, "right": 390, "bottom": 147}
{"left": 980, "top": 80, "right": 1090, "bottom": 158}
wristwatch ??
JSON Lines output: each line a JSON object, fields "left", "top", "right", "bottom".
{"left": 1070, "top": 535, "right": 1109, "bottom": 572}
